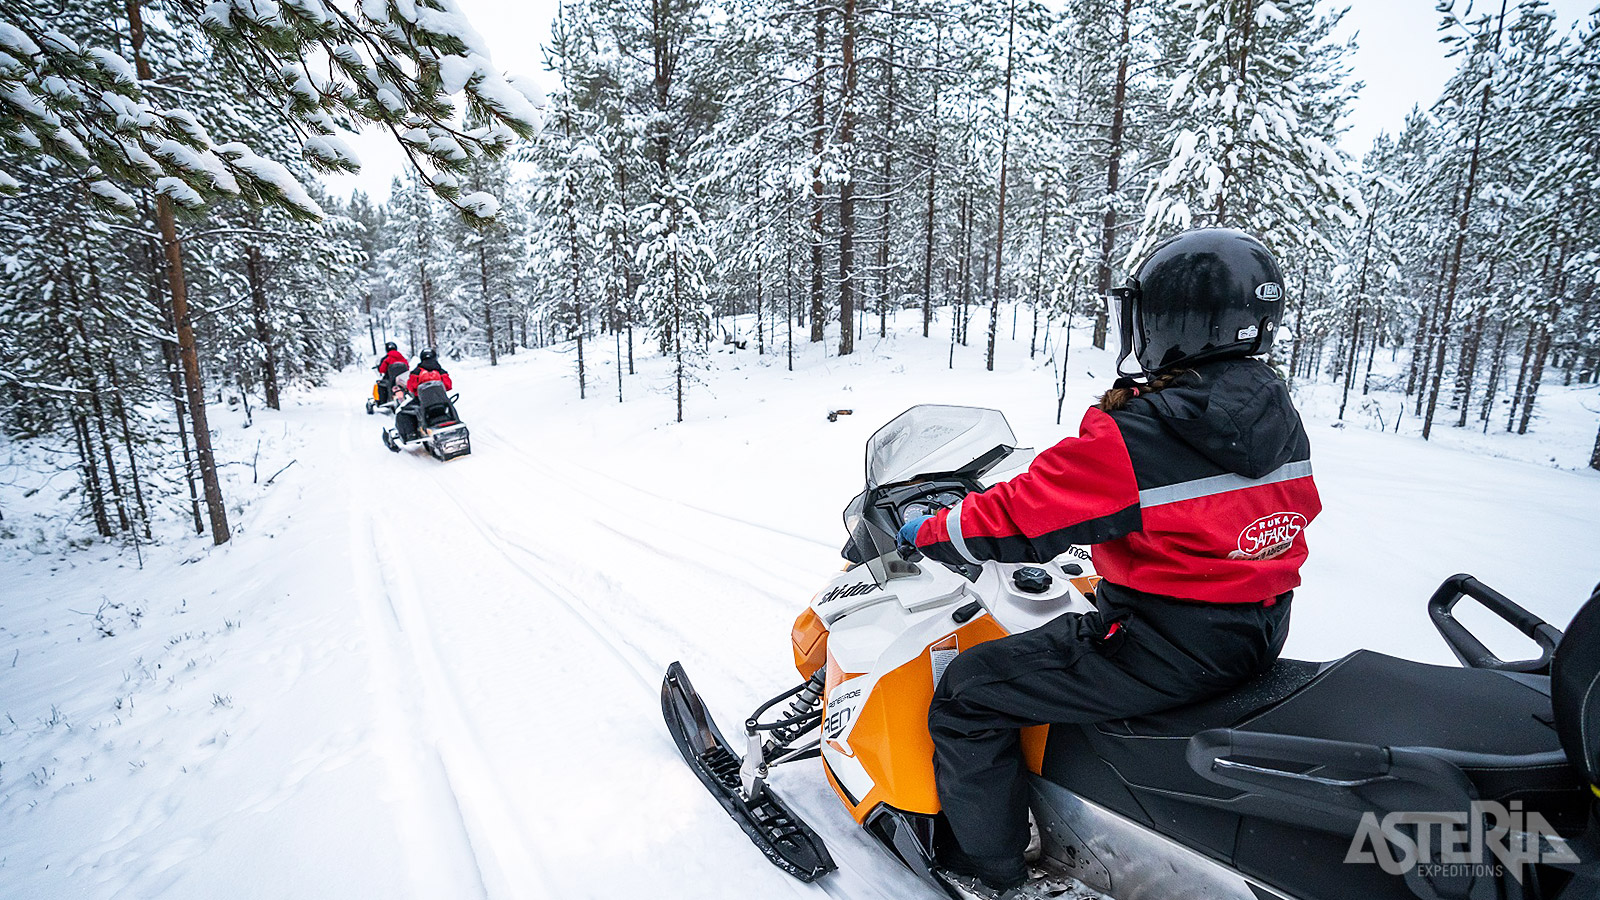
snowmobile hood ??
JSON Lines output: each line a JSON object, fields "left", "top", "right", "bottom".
{"left": 1142, "top": 358, "right": 1304, "bottom": 480}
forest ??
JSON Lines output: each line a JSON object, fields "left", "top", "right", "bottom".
{"left": 2, "top": 0, "right": 1597, "bottom": 551}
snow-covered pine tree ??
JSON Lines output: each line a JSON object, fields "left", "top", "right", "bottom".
{"left": 1137, "top": 0, "right": 1364, "bottom": 276}
{"left": 2, "top": 0, "right": 544, "bottom": 544}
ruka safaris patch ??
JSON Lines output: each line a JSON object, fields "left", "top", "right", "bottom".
{"left": 1228, "top": 511, "right": 1307, "bottom": 560}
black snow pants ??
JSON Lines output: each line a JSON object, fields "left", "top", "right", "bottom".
{"left": 928, "top": 583, "right": 1291, "bottom": 886}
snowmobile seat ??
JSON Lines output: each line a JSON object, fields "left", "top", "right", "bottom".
{"left": 1045, "top": 649, "right": 1586, "bottom": 848}
{"left": 384, "top": 361, "right": 408, "bottom": 385}
{"left": 1095, "top": 650, "right": 1577, "bottom": 801}
{"left": 415, "top": 381, "right": 458, "bottom": 429}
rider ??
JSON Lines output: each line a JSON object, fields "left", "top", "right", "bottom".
{"left": 405, "top": 347, "right": 453, "bottom": 394}
{"left": 375, "top": 341, "right": 408, "bottom": 398}
{"left": 899, "top": 228, "right": 1321, "bottom": 895}
{"left": 395, "top": 348, "right": 452, "bottom": 442}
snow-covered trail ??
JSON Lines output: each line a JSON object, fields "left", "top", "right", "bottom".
{"left": 329, "top": 384, "right": 931, "bottom": 900}
{"left": 5, "top": 321, "right": 1598, "bottom": 900}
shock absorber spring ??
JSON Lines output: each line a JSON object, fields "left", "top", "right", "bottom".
{"left": 771, "top": 669, "right": 827, "bottom": 746}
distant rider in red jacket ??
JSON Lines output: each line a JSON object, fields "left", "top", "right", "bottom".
{"left": 375, "top": 342, "right": 409, "bottom": 397}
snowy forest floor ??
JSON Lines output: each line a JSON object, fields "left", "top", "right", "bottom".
{"left": 2, "top": 308, "right": 1599, "bottom": 899}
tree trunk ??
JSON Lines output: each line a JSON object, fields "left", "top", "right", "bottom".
{"left": 1454, "top": 308, "right": 1486, "bottom": 428}
{"left": 1517, "top": 315, "right": 1552, "bottom": 435}
{"left": 986, "top": 0, "right": 1016, "bottom": 373}
{"left": 127, "top": 0, "right": 228, "bottom": 543}
{"left": 1423, "top": 0, "right": 1507, "bottom": 441}
{"left": 1092, "top": 0, "right": 1134, "bottom": 350}
{"left": 673, "top": 226, "right": 685, "bottom": 422}
{"left": 837, "top": 0, "right": 858, "bottom": 357}
{"left": 1478, "top": 319, "right": 1508, "bottom": 430}
{"left": 809, "top": 4, "right": 828, "bottom": 344}
{"left": 74, "top": 414, "right": 112, "bottom": 537}
{"left": 920, "top": 27, "right": 941, "bottom": 339}
{"left": 246, "top": 244, "right": 281, "bottom": 409}
{"left": 876, "top": 1, "right": 896, "bottom": 340}
{"left": 1338, "top": 205, "right": 1378, "bottom": 419}
{"left": 480, "top": 243, "right": 498, "bottom": 366}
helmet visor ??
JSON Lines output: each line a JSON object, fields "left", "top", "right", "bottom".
{"left": 1108, "top": 284, "right": 1141, "bottom": 375}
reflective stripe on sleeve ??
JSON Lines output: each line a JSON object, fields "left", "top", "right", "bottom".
{"left": 945, "top": 499, "right": 981, "bottom": 564}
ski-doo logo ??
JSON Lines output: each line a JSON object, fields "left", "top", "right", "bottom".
{"left": 1228, "top": 512, "right": 1306, "bottom": 560}
{"left": 1345, "top": 800, "right": 1579, "bottom": 883}
{"left": 818, "top": 581, "right": 882, "bottom": 606}
{"left": 1255, "top": 282, "right": 1283, "bottom": 302}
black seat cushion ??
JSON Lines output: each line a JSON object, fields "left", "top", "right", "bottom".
{"left": 415, "top": 382, "right": 456, "bottom": 428}
{"left": 1074, "top": 651, "right": 1578, "bottom": 811}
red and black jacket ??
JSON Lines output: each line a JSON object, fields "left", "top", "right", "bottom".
{"left": 406, "top": 363, "right": 452, "bottom": 393}
{"left": 913, "top": 358, "right": 1320, "bottom": 605}
{"left": 376, "top": 349, "right": 408, "bottom": 373}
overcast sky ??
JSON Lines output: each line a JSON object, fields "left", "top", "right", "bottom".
{"left": 320, "top": 0, "right": 1599, "bottom": 203}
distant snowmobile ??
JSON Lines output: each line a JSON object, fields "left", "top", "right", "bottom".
{"left": 381, "top": 380, "right": 471, "bottom": 460}
{"left": 662, "top": 403, "right": 1600, "bottom": 900}
{"left": 366, "top": 360, "right": 409, "bottom": 415}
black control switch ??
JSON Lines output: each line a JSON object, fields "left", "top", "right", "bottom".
{"left": 953, "top": 601, "right": 983, "bottom": 623}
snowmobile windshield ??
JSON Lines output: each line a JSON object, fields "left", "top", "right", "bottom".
{"left": 841, "top": 489, "right": 910, "bottom": 586}
{"left": 865, "top": 405, "right": 1018, "bottom": 490}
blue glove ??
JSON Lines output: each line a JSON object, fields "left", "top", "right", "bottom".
{"left": 898, "top": 515, "right": 932, "bottom": 550}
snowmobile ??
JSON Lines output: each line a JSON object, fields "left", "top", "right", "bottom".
{"left": 662, "top": 404, "right": 1600, "bottom": 900}
{"left": 366, "top": 361, "right": 410, "bottom": 415}
{"left": 381, "top": 380, "right": 471, "bottom": 461}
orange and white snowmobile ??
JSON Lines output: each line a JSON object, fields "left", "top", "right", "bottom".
{"left": 662, "top": 404, "right": 1600, "bottom": 900}
{"left": 367, "top": 360, "right": 410, "bottom": 415}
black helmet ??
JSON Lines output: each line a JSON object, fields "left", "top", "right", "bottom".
{"left": 385, "top": 341, "right": 398, "bottom": 352}
{"left": 1112, "top": 228, "right": 1286, "bottom": 376}
{"left": 420, "top": 348, "right": 437, "bottom": 362}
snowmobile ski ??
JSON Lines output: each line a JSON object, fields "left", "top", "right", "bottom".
{"left": 661, "top": 662, "right": 835, "bottom": 882}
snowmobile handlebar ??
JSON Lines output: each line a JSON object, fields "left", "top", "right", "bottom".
{"left": 1427, "top": 574, "right": 1562, "bottom": 675}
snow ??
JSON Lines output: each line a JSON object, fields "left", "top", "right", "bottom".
{"left": 87, "top": 48, "right": 136, "bottom": 84}
{"left": 303, "top": 133, "right": 360, "bottom": 171}
{"left": 153, "top": 139, "right": 241, "bottom": 193}
{"left": 0, "top": 167, "right": 18, "bottom": 191}
{"left": 215, "top": 141, "right": 324, "bottom": 217}
{"left": 438, "top": 54, "right": 477, "bottom": 95}
{"left": 154, "top": 175, "right": 205, "bottom": 208}
{"left": 88, "top": 179, "right": 136, "bottom": 210}
{"left": 2, "top": 309, "right": 1598, "bottom": 899}
{"left": 459, "top": 190, "right": 499, "bottom": 218}
{"left": 0, "top": 22, "right": 41, "bottom": 56}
